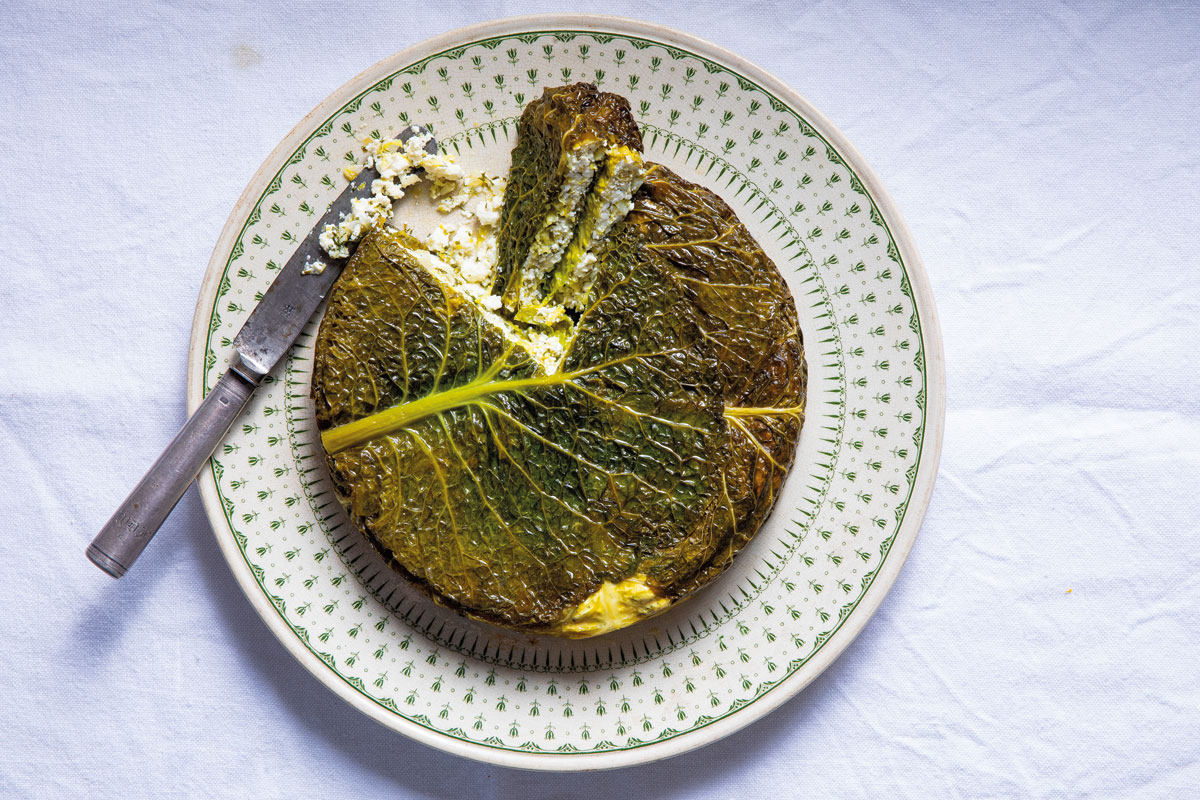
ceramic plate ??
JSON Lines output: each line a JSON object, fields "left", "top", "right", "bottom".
{"left": 188, "top": 15, "right": 944, "bottom": 771}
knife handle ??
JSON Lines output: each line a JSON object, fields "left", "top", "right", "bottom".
{"left": 87, "top": 366, "right": 258, "bottom": 578}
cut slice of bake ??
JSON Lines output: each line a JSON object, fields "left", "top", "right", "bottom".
{"left": 493, "top": 84, "right": 647, "bottom": 326}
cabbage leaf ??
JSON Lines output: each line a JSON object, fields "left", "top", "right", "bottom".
{"left": 312, "top": 85, "right": 806, "bottom": 636}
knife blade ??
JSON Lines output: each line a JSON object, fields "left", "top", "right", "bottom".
{"left": 233, "top": 125, "right": 437, "bottom": 379}
{"left": 87, "top": 126, "right": 436, "bottom": 578}
{"left": 228, "top": 168, "right": 376, "bottom": 380}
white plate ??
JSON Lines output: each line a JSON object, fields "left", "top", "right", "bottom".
{"left": 188, "top": 14, "right": 944, "bottom": 771}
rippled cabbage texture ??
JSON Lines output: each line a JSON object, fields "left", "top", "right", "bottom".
{"left": 312, "top": 84, "right": 806, "bottom": 636}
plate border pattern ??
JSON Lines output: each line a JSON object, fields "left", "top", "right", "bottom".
{"left": 187, "top": 16, "right": 945, "bottom": 771}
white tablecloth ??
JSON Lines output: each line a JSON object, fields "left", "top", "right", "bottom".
{"left": 4, "top": 1, "right": 1198, "bottom": 796}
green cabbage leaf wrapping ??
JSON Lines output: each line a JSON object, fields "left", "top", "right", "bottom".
{"left": 312, "top": 85, "right": 805, "bottom": 636}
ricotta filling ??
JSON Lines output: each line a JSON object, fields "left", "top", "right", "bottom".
{"left": 551, "top": 145, "right": 646, "bottom": 310}
{"left": 556, "top": 574, "right": 669, "bottom": 637}
{"left": 301, "top": 257, "right": 328, "bottom": 276}
{"left": 505, "top": 143, "right": 605, "bottom": 322}
{"left": 318, "top": 130, "right": 469, "bottom": 260}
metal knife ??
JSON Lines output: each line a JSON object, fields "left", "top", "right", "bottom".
{"left": 87, "top": 126, "right": 436, "bottom": 578}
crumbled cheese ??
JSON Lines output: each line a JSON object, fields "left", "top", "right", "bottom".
{"left": 301, "top": 258, "right": 327, "bottom": 276}
{"left": 318, "top": 191, "right": 392, "bottom": 259}
{"left": 319, "top": 130, "right": 474, "bottom": 262}
{"left": 419, "top": 173, "right": 506, "bottom": 291}
{"left": 471, "top": 180, "right": 503, "bottom": 227}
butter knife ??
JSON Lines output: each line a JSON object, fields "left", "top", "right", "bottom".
{"left": 87, "top": 126, "right": 435, "bottom": 578}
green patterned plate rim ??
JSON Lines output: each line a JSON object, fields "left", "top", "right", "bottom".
{"left": 186, "top": 15, "right": 945, "bottom": 771}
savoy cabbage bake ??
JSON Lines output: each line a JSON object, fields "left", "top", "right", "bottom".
{"left": 312, "top": 84, "right": 807, "bottom": 637}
